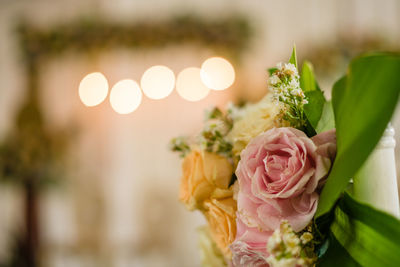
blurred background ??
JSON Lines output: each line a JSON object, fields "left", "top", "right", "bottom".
{"left": 0, "top": 0, "right": 399, "bottom": 266}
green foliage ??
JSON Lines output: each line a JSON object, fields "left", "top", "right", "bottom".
{"left": 170, "top": 107, "right": 234, "bottom": 159}
{"left": 289, "top": 44, "right": 298, "bottom": 68}
{"left": 279, "top": 99, "right": 308, "bottom": 131}
{"left": 316, "top": 53, "right": 400, "bottom": 217}
{"left": 315, "top": 101, "right": 335, "bottom": 133}
{"left": 268, "top": 67, "right": 278, "bottom": 76}
{"left": 169, "top": 137, "right": 191, "bottom": 158}
{"left": 321, "top": 193, "right": 400, "bottom": 266}
{"left": 317, "top": 234, "right": 360, "bottom": 267}
{"left": 304, "top": 90, "right": 325, "bottom": 131}
{"left": 300, "top": 61, "right": 319, "bottom": 92}
{"left": 201, "top": 128, "right": 233, "bottom": 157}
{"left": 206, "top": 107, "right": 224, "bottom": 120}
{"left": 200, "top": 108, "right": 233, "bottom": 158}
{"left": 299, "top": 60, "right": 326, "bottom": 136}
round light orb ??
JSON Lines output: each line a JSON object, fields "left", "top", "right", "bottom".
{"left": 110, "top": 79, "right": 142, "bottom": 114}
{"left": 141, "top": 65, "right": 175, "bottom": 100}
{"left": 176, "top": 67, "right": 210, "bottom": 102}
{"left": 200, "top": 57, "right": 235, "bottom": 90}
{"left": 79, "top": 72, "right": 109, "bottom": 106}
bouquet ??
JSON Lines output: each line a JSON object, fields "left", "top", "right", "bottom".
{"left": 170, "top": 47, "right": 400, "bottom": 267}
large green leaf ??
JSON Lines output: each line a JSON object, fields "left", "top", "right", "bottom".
{"left": 340, "top": 193, "right": 400, "bottom": 242}
{"left": 327, "top": 193, "right": 400, "bottom": 267}
{"left": 300, "top": 61, "right": 318, "bottom": 92}
{"left": 331, "top": 76, "right": 347, "bottom": 122}
{"left": 304, "top": 90, "right": 325, "bottom": 130}
{"left": 316, "top": 53, "right": 400, "bottom": 217}
{"left": 317, "top": 234, "right": 360, "bottom": 267}
{"left": 315, "top": 101, "right": 335, "bottom": 133}
{"left": 300, "top": 60, "right": 326, "bottom": 134}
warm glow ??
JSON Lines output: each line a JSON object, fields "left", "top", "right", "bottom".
{"left": 141, "top": 65, "right": 175, "bottom": 100}
{"left": 176, "top": 67, "right": 210, "bottom": 102}
{"left": 110, "top": 79, "right": 142, "bottom": 114}
{"left": 200, "top": 57, "right": 235, "bottom": 90}
{"left": 79, "top": 72, "right": 109, "bottom": 106}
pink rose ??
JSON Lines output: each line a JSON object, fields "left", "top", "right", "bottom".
{"left": 230, "top": 127, "right": 336, "bottom": 265}
{"left": 230, "top": 219, "right": 271, "bottom": 267}
{"left": 236, "top": 127, "right": 335, "bottom": 232}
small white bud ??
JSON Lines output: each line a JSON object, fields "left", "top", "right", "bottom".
{"left": 284, "top": 63, "right": 298, "bottom": 75}
{"left": 269, "top": 75, "right": 281, "bottom": 85}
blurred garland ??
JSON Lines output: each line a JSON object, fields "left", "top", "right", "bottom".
{"left": 299, "top": 34, "right": 400, "bottom": 88}
{"left": 0, "top": 14, "right": 252, "bottom": 267}
{"left": 18, "top": 15, "right": 252, "bottom": 67}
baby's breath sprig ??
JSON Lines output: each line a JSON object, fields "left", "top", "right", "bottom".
{"left": 226, "top": 101, "right": 247, "bottom": 121}
{"left": 269, "top": 62, "right": 308, "bottom": 130}
{"left": 200, "top": 107, "right": 234, "bottom": 158}
{"left": 266, "top": 221, "right": 317, "bottom": 267}
{"left": 205, "top": 107, "right": 234, "bottom": 128}
{"left": 170, "top": 107, "right": 234, "bottom": 158}
{"left": 169, "top": 137, "right": 191, "bottom": 158}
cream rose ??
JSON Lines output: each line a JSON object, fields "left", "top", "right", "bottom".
{"left": 227, "top": 95, "right": 284, "bottom": 156}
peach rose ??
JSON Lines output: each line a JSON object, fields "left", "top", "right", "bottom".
{"left": 203, "top": 198, "right": 237, "bottom": 259}
{"left": 179, "top": 149, "right": 233, "bottom": 210}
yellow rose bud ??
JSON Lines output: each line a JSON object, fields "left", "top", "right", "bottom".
{"left": 179, "top": 150, "right": 233, "bottom": 210}
{"left": 203, "top": 198, "right": 237, "bottom": 259}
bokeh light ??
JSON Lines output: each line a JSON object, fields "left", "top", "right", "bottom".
{"left": 176, "top": 67, "right": 210, "bottom": 102}
{"left": 110, "top": 79, "right": 142, "bottom": 114}
{"left": 200, "top": 57, "right": 235, "bottom": 90}
{"left": 79, "top": 72, "right": 109, "bottom": 106}
{"left": 141, "top": 65, "right": 175, "bottom": 100}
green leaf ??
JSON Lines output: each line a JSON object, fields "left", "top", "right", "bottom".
{"left": 300, "top": 60, "right": 327, "bottom": 135}
{"left": 317, "top": 234, "right": 360, "bottom": 267}
{"left": 316, "top": 53, "right": 400, "bottom": 217}
{"left": 289, "top": 44, "right": 298, "bottom": 69}
{"left": 268, "top": 67, "right": 277, "bottom": 76}
{"left": 300, "top": 61, "right": 319, "bottom": 92}
{"left": 303, "top": 117, "right": 317, "bottom": 137}
{"left": 340, "top": 193, "right": 400, "bottom": 241}
{"left": 327, "top": 193, "right": 400, "bottom": 267}
{"left": 304, "top": 90, "right": 326, "bottom": 130}
{"left": 331, "top": 76, "right": 347, "bottom": 123}
{"left": 315, "top": 101, "right": 335, "bottom": 133}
